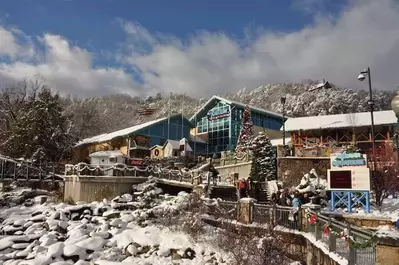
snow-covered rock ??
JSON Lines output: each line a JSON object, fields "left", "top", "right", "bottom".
{"left": 0, "top": 181, "right": 232, "bottom": 265}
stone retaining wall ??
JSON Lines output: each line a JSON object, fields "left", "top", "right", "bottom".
{"left": 277, "top": 157, "right": 330, "bottom": 187}
{"left": 342, "top": 215, "right": 396, "bottom": 228}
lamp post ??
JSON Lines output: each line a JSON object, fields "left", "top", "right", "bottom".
{"left": 358, "top": 67, "right": 377, "bottom": 170}
{"left": 390, "top": 91, "right": 399, "bottom": 163}
{"left": 281, "top": 97, "right": 286, "bottom": 150}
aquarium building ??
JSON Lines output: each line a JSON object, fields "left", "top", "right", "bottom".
{"left": 190, "top": 95, "right": 285, "bottom": 154}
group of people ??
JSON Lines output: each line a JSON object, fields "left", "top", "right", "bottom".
{"left": 270, "top": 188, "right": 310, "bottom": 208}
{"left": 270, "top": 188, "right": 312, "bottom": 223}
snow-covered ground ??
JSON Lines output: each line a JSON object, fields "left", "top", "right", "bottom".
{"left": 0, "top": 179, "right": 234, "bottom": 265}
{"left": 324, "top": 196, "right": 399, "bottom": 222}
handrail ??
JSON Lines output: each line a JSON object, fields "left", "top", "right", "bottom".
{"left": 310, "top": 210, "right": 374, "bottom": 239}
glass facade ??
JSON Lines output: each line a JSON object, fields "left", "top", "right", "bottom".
{"left": 197, "top": 102, "right": 231, "bottom": 153}
{"left": 195, "top": 100, "right": 284, "bottom": 154}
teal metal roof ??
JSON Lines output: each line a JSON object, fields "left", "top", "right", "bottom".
{"left": 189, "top": 95, "right": 285, "bottom": 122}
{"left": 75, "top": 114, "right": 194, "bottom": 147}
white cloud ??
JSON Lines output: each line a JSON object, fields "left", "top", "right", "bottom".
{"left": 0, "top": 26, "right": 34, "bottom": 59}
{"left": 1, "top": 0, "right": 399, "bottom": 98}
{"left": 0, "top": 29, "right": 139, "bottom": 97}
{"left": 121, "top": 0, "right": 399, "bottom": 97}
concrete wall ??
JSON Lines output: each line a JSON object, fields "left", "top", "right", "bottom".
{"left": 64, "top": 175, "right": 147, "bottom": 202}
{"left": 215, "top": 162, "right": 252, "bottom": 180}
{"left": 277, "top": 157, "right": 330, "bottom": 187}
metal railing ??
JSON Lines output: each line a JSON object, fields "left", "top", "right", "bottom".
{"left": 203, "top": 199, "right": 376, "bottom": 265}
{"left": 253, "top": 203, "right": 301, "bottom": 230}
{"left": 0, "top": 155, "right": 64, "bottom": 182}
{"left": 204, "top": 200, "right": 237, "bottom": 220}
{"left": 309, "top": 211, "right": 376, "bottom": 265}
{"left": 64, "top": 163, "right": 194, "bottom": 183}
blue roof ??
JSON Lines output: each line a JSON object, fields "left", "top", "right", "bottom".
{"left": 75, "top": 114, "right": 193, "bottom": 147}
{"left": 189, "top": 95, "right": 285, "bottom": 122}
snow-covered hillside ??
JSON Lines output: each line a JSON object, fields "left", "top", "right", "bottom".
{"left": 64, "top": 82, "right": 395, "bottom": 139}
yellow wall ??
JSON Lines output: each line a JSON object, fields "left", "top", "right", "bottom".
{"left": 150, "top": 145, "right": 164, "bottom": 159}
{"left": 72, "top": 138, "right": 129, "bottom": 163}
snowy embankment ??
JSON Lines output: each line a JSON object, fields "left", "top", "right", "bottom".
{"left": 0, "top": 179, "right": 231, "bottom": 265}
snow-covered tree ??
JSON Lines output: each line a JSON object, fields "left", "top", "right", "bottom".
{"left": 5, "top": 87, "right": 75, "bottom": 164}
{"left": 249, "top": 131, "right": 277, "bottom": 182}
{"left": 235, "top": 105, "right": 254, "bottom": 155}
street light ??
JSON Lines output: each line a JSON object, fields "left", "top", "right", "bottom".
{"left": 281, "top": 97, "right": 286, "bottom": 151}
{"left": 358, "top": 67, "right": 376, "bottom": 171}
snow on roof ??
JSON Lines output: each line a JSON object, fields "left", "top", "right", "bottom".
{"left": 185, "top": 143, "right": 193, "bottom": 152}
{"left": 164, "top": 139, "right": 180, "bottom": 150}
{"left": 189, "top": 95, "right": 284, "bottom": 121}
{"left": 283, "top": 110, "right": 397, "bottom": 132}
{"left": 89, "top": 150, "right": 126, "bottom": 157}
{"left": 270, "top": 138, "right": 291, "bottom": 146}
{"left": 75, "top": 116, "right": 173, "bottom": 147}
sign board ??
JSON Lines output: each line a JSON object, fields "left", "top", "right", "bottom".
{"left": 134, "top": 135, "right": 151, "bottom": 148}
{"left": 331, "top": 152, "right": 367, "bottom": 168}
{"left": 207, "top": 108, "right": 230, "bottom": 120}
{"left": 130, "top": 158, "right": 144, "bottom": 166}
{"left": 328, "top": 167, "right": 371, "bottom": 191}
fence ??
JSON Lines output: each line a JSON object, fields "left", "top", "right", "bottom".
{"left": 0, "top": 155, "right": 64, "bottom": 182}
{"left": 203, "top": 199, "right": 377, "bottom": 265}
{"left": 64, "top": 163, "right": 194, "bottom": 182}
{"left": 253, "top": 203, "right": 301, "bottom": 230}
{"left": 204, "top": 200, "right": 237, "bottom": 220}
{"left": 309, "top": 210, "right": 376, "bottom": 265}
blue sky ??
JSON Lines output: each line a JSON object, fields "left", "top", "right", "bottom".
{"left": 1, "top": 0, "right": 341, "bottom": 58}
{"left": 0, "top": 0, "right": 398, "bottom": 97}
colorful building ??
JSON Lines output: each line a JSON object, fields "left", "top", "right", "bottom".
{"left": 73, "top": 114, "right": 197, "bottom": 163}
{"left": 73, "top": 95, "right": 285, "bottom": 162}
{"left": 190, "top": 95, "right": 285, "bottom": 154}
{"left": 283, "top": 110, "right": 398, "bottom": 157}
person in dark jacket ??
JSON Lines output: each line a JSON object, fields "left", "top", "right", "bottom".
{"left": 275, "top": 190, "right": 281, "bottom": 205}
{"left": 271, "top": 192, "right": 277, "bottom": 204}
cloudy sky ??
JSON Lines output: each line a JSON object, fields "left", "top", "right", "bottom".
{"left": 0, "top": 0, "right": 399, "bottom": 98}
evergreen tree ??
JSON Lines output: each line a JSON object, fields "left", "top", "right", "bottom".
{"left": 235, "top": 105, "right": 254, "bottom": 155}
{"left": 249, "top": 131, "right": 277, "bottom": 182}
{"left": 6, "top": 87, "right": 75, "bottom": 164}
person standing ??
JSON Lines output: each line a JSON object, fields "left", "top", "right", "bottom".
{"left": 291, "top": 192, "right": 302, "bottom": 228}
{"left": 237, "top": 178, "right": 247, "bottom": 199}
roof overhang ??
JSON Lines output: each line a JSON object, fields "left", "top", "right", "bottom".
{"left": 189, "top": 95, "right": 286, "bottom": 122}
